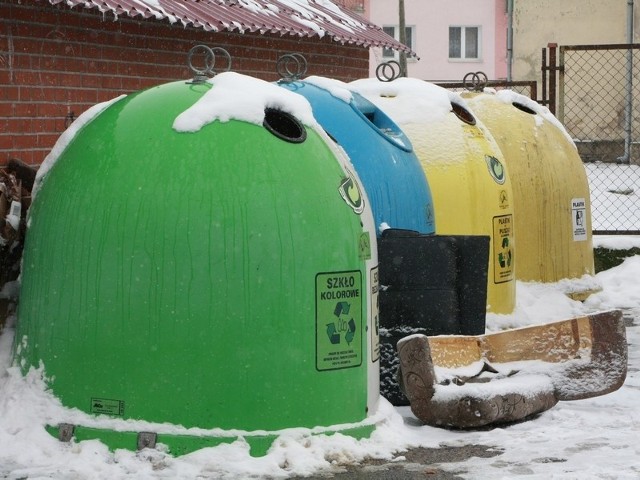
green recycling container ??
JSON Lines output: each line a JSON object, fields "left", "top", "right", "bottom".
{"left": 15, "top": 74, "right": 379, "bottom": 454}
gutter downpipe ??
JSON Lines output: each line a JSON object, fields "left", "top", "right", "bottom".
{"left": 507, "top": 0, "right": 513, "bottom": 81}
{"left": 620, "top": 0, "right": 634, "bottom": 164}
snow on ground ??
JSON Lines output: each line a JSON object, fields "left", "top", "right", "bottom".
{"left": 0, "top": 251, "right": 639, "bottom": 479}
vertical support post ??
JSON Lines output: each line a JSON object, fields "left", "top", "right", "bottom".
{"left": 620, "top": 0, "right": 634, "bottom": 164}
{"left": 541, "top": 47, "right": 548, "bottom": 106}
{"left": 557, "top": 45, "right": 565, "bottom": 123}
{"left": 620, "top": 46, "right": 633, "bottom": 164}
{"left": 530, "top": 81, "right": 538, "bottom": 102}
{"left": 507, "top": 0, "right": 514, "bottom": 82}
{"left": 548, "top": 43, "right": 558, "bottom": 117}
{"left": 398, "top": 0, "right": 407, "bottom": 77}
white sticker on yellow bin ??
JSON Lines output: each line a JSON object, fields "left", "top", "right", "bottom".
{"left": 493, "top": 214, "right": 514, "bottom": 284}
{"left": 572, "top": 198, "right": 588, "bottom": 241}
{"left": 315, "top": 271, "right": 363, "bottom": 371}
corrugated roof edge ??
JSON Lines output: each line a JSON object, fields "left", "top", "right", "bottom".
{"left": 45, "top": 0, "right": 417, "bottom": 57}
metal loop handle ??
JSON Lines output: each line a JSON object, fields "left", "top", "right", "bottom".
{"left": 210, "top": 47, "right": 232, "bottom": 73}
{"left": 187, "top": 45, "right": 232, "bottom": 82}
{"left": 276, "top": 53, "right": 308, "bottom": 81}
{"left": 463, "top": 71, "right": 488, "bottom": 91}
{"left": 375, "top": 61, "right": 401, "bottom": 82}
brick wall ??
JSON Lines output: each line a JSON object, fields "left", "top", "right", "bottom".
{"left": 0, "top": 0, "right": 370, "bottom": 167}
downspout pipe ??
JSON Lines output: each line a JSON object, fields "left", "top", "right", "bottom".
{"left": 507, "top": 0, "right": 513, "bottom": 82}
{"left": 620, "top": 0, "right": 634, "bottom": 163}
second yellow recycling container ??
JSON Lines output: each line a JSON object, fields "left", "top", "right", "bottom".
{"left": 464, "top": 90, "right": 595, "bottom": 289}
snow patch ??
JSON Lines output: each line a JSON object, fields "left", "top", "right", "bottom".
{"left": 173, "top": 71, "right": 318, "bottom": 132}
{"left": 350, "top": 77, "right": 454, "bottom": 126}
{"left": 492, "top": 89, "right": 576, "bottom": 146}
{"left": 304, "top": 75, "right": 353, "bottom": 103}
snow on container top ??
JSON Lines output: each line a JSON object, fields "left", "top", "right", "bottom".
{"left": 278, "top": 76, "right": 435, "bottom": 236}
{"left": 15, "top": 71, "right": 380, "bottom": 455}
{"left": 351, "top": 77, "right": 515, "bottom": 314}
{"left": 463, "top": 90, "right": 595, "bottom": 290}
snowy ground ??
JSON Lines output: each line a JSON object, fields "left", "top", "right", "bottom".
{"left": 0, "top": 238, "right": 639, "bottom": 479}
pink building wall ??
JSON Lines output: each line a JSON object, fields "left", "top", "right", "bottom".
{"left": 366, "top": 0, "right": 508, "bottom": 81}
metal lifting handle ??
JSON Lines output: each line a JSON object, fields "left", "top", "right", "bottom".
{"left": 276, "top": 53, "right": 308, "bottom": 82}
{"left": 187, "top": 45, "right": 232, "bottom": 83}
{"left": 376, "top": 61, "right": 401, "bottom": 82}
{"left": 463, "top": 71, "right": 488, "bottom": 91}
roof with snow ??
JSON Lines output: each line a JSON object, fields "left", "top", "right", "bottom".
{"left": 46, "top": 0, "right": 414, "bottom": 55}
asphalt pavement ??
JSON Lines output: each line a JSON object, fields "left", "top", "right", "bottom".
{"left": 289, "top": 444, "right": 502, "bottom": 479}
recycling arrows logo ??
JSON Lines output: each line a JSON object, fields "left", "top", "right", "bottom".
{"left": 326, "top": 301, "right": 357, "bottom": 345}
{"left": 338, "top": 169, "right": 365, "bottom": 214}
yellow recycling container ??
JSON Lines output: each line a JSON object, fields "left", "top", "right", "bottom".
{"left": 464, "top": 91, "right": 595, "bottom": 291}
{"left": 351, "top": 78, "right": 515, "bottom": 314}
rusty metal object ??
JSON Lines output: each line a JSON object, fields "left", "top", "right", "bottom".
{"left": 398, "top": 310, "right": 627, "bottom": 428}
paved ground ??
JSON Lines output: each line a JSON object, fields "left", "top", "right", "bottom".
{"left": 338, "top": 444, "right": 502, "bottom": 479}
{"left": 290, "top": 444, "right": 503, "bottom": 479}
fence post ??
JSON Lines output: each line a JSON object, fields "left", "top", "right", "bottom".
{"left": 547, "top": 43, "right": 558, "bottom": 116}
{"left": 541, "top": 47, "right": 548, "bottom": 107}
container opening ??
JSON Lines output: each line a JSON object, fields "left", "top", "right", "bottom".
{"left": 351, "top": 93, "right": 412, "bottom": 151}
{"left": 263, "top": 108, "right": 307, "bottom": 143}
{"left": 512, "top": 102, "right": 537, "bottom": 115}
{"left": 451, "top": 102, "right": 477, "bottom": 125}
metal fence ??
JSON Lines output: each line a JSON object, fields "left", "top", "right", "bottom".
{"left": 547, "top": 44, "right": 640, "bottom": 234}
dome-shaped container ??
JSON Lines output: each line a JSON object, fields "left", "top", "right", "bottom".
{"left": 463, "top": 91, "right": 595, "bottom": 289}
{"left": 351, "top": 78, "right": 516, "bottom": 314}
{"left": 15, "top": 73, "right": 379, "bottom": 454}
{"left": 278, "top": 76, "right": 435, "bottom": 236}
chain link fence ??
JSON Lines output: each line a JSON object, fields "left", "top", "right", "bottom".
{"left": 558, "top": 45, "right": 640, "bottom": 234}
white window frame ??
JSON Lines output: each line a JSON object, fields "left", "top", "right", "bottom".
{"left": 382, "top": 25, "right": 416, "bottom": 62}
{"left": 448, "top": 25, "right": 482, "bottom": 61}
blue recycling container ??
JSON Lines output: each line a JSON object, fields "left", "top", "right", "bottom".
{"left": 279, "top": 79, "right": 435, "bottom": 236}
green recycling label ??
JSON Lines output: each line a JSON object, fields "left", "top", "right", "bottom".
{"left": 315, "top": 271, "right": 363, "bottom": 371}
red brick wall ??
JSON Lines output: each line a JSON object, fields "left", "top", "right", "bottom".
{"left": 0, "top": 0, "right": 369, "bottom": 167}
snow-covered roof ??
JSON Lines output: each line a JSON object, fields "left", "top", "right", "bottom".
{"left": 46, "top": 0, "right": 414, "bottom": 55}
